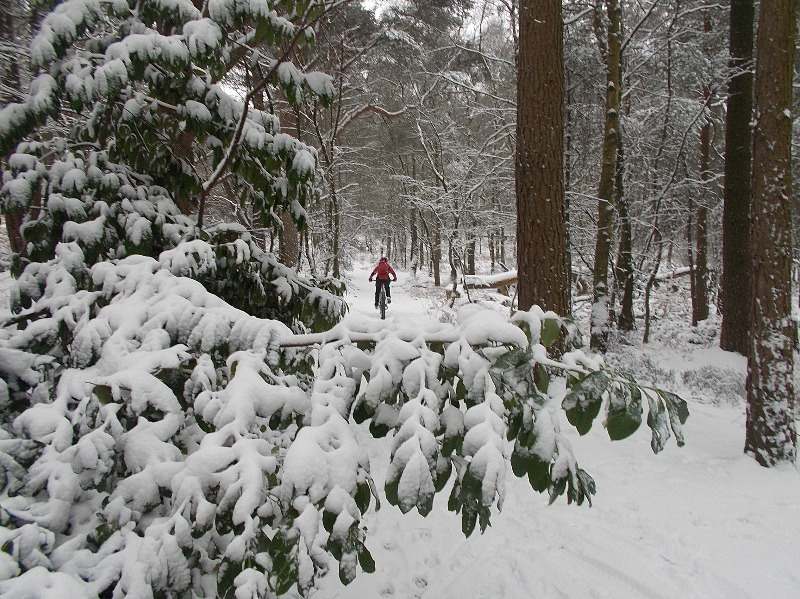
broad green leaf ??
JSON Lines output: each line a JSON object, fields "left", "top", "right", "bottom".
{"left": 567, "top": 468, "right": 596, "bottom": 507}
{"left": 434, "top": 455, "right": 453, "bottom": 492}
{"left": 354, "top": 482, "right": 371, "bottom": 514}
{"left": 605, "top": 383, "right": 643, "bottom": 441}
{"left": 548, "top": 473, "right": 567, "bottom": 505}
{"left": 478, "top": 507, "right": 491, "bottom": 533}
{"left": 93, "top": 384, "right": 113, "bottom": 405}
{"left": 352, "top": 397, "right": 375, "bottom": 423}
{"left": 540, "top": 317, "right": 561, "bottom": 347}
{"left": 533, "top": 363, "right": 550, "bottom": 394}
{"left": 659, "top": 390, "right": 689, "bottom": 447}
{"left": 338, "top": 551, "right": 357, "bottom": 585}
{"left": 357, "top": 544, "right": 376, "bottom": 574}
{"left": 384, "top": 478, "right": 399, "bottom": 507}
{"left": 492, "top": 347, "right": 531, "bottom": 370}
{"left": 646, "top": 393, "right": 671, "bottom": 453}
{"left": 562, "top": 371, "right": 610, "bottom": 435}
{"left": 510, "top": 442, "right": 530, "bottom": 477}
{"left": 275, "top": 563, "right": 298, "bottom": 595}
{"left": 527, "top": 456, "right": 551, "bottom": 493}
{"left": 462, "top": 504, "right": 478, "bottom": 537}
{"left": 322, "top": 510, "right": 336, "bottom": 533}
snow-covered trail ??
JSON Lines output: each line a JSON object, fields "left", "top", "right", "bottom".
{"left": 307, "top": 265, "right": 800, "bottom": 599}
{"left": 341, "top": 259, "right": 433, "bottom": 324}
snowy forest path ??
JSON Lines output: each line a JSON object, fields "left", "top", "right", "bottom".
{"left": 304, "top": 264, "right": 800, "bottom": 599}
{"left": 342, "top": 260, "right": 433, "bottom": 323}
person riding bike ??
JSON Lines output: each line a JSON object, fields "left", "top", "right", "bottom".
{"left": 369, "top": 257, "right": 397, "bottom": 309}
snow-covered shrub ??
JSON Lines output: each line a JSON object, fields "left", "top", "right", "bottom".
{"left": 0, "top": 0, "right": 346, "bottom": 330}
{"left": 681, "top": 365, "right": 745, "bottom": 406}
{"left": 0, "top": 267, "right": 689, "bottom": 597}
{"left": 0, "top": 1, "right": 690, "bottom": 596}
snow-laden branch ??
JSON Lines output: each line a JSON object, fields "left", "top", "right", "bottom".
{"left": 338, "top": 103, "right": 409, "bottom": 132}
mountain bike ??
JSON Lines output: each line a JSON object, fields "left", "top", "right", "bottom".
{"left": 378, "top": 284, "right": 388, "bottom": 320}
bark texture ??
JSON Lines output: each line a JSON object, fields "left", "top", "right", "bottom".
{"left": 515, "top": 0, "right": 569, "bottom": 314}
{"left": 745, "top": 0, "right": 796, "bottom": 466}
{"left": 720, "top": 0, "right": 755, "bottom": 353}
{"left": 590, "top": 0, "right": 622, "bottom": 351}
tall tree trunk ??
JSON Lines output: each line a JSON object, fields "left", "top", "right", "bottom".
{"left": 2, "top": 4, "right": 27, "bottom": 256}
{"left": 279, "top": 104, "right": 301, "bottom": 267}
{"left": 692, "top": 12, "right": 712, "bottom": 325}
{"left": 591, "top": 0, "right": 622, "bottom": 352}
{"left": 643, "top": 231, "right": 663, "bottom": 344}
{"left": 720, "top": 0, "right": 755, "bottom": 353}
{"left": 330, "top": 193, "right": 340, "bottom": 278}
{"left": 565, "top": 67, "right": 574, "bottom": 295}
{"left": 745, "top": 0, "right": 796, "bottom": 466}
{"left": 466, "top": 219, "right": 476, "bottom": 276}
{"left": 489, "top": 230, "right": 496, "bottom": 272}
{"left": 409, "top": 208, "right": 417, "bottom": 269}
{"left": 500, "top": 227, "right": 506, "bottom": 264}
{"left": 432, "top": 218, "right": 441, "bottom": 286}
{"left": 613, "top": 12, "right": 634, "bottom": 333}
{"left": 615, "top": 138, "right": 635, "bottom": 331}
{"left": 515, "top": 0, "right": 569, "bottom": 313}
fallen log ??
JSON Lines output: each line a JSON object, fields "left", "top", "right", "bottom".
{"left": 463, "top": 270, "right": 518, "bottom": 295}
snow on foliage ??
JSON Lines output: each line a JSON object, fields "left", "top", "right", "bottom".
{"left": 0, "top": 257, "right": 688, "bottom": 596}
{"left": 0, "top": 0, "right": 333, "bottom": 228}
{"left": 0, "top": 0, "right": 691, "bottom": 596}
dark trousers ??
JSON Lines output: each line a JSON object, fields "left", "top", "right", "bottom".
{"left": 374, "top": 279, "right": 390, "bottom": 305}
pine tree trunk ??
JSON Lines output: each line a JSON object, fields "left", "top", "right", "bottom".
{"left": 591, "top": 0, "right": 622, "bottom": 351}
{"left": 745, "top": 0, "right": 796, "bottom": 466}
{"left": 720, "top": 0, "right": 755, "bottom": 353}
{"left": 515, "top": 0, "right": 569, "bottom": 313}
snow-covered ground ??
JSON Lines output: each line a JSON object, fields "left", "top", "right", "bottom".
{"left": 0, "top": 255, "right": 796, "bottom": 598}
{"left": 307, "top": 261, "right": 800, "bottom": 599}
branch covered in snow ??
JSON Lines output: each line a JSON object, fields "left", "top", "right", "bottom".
{"left": 0, "top": 255, "right": 688, "bottom": 598}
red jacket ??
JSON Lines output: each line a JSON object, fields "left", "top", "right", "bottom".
{"left": 370, "top": 260, "right": 397, "bottom": 281}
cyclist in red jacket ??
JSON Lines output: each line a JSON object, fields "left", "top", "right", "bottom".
{"left": 369, "top": 257, "right": 397, "bottom": 308}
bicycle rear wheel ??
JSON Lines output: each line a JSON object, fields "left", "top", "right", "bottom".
{"left": 379, "top": 287, "right": 387, "bottom": 320}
